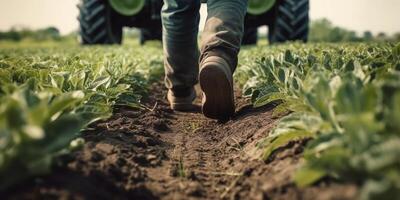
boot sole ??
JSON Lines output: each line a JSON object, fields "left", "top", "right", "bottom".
{"left": 199, "top": 62, "right": 234, "bottom": 120}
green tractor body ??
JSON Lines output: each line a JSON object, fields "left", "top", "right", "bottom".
{"left": 247, "top": 0, "right": 276, "bottom": 15}
{"left": 109, "top": 0, "right": 146, "bottom": 16}
{"left": 78, "top": 0, "right": 309, "bottom": 45}
{"left": 109, "top": 0, "right": 277, "bottom": 16}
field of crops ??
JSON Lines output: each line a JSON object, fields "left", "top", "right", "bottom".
{"left": 0, "top": 43, "right": 163, "bottom": 189}
{"left": 238, "top": 43, "right": 400, "bottom": 199}
{"left": 0, "top": 41, "right": 399, "bottom": 199}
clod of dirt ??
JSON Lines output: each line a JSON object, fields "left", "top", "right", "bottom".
{"left": 90, "top": 151, "right": 104, "bottom": 162}
{"left": 146, "top": 137, "right": 161, "bottom": 146}
{"left": 95, "top": 143, "right": 114, "bottom": 154}
{"left": 121, "top": 110, "right": 141, "bottom": 118}
{"left": 169, "top": 162, "right": 181, "bottom": 177}
{"left": 187, "top": 170, "right": 198, "bottom": 180}
{"left": 243, "top": 167, "right": 254, "bottom": 177}
{"left": 185, "top": 182, "right": 205, "bottom": 197}
{"left": 153, "top": 119, "right": 169, "bottom": 132}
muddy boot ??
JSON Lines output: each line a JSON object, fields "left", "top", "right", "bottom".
{"left": 167, "top": 88, "right": 197, "bottom": 111}
{"left": 199, "top": 56, "right": 235, "bottom": 120}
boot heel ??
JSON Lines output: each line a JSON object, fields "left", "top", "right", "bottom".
{"left": 199, "top": 57, "right": 235, "bottom": 119}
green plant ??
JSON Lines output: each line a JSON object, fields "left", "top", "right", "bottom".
{"left": 0, "top": 44, "right": 163, "bottom": 189}
{"left": 0, "top": 81, "right": 86, "bottom": 189}
{"left": 238, "top": 42, "right": 400, "bottom": 199}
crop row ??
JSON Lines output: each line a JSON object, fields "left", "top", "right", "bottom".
{"left": 0, "top": 45, "right": 163, "bottom": 189}
{"left": 237, "top": 42, "right": 400, "bottom": 200}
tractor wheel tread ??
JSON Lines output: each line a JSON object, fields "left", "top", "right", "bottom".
{"left": 84, "top": 4, "right": 105, "bottom": 21}
{"left": 269, "top": 0, "right": 309, "bottom": 43}
{"left": 86, "top": 17, "right": 106, "bottom": 35}
{"left": 78, "top": 0, "right": 122, "bottom": 45}
{"left": 92, "top": 29, "right": 108, "bottom": 43}
{"left": 85, "top": 0, "right": 98, "bottom": 10}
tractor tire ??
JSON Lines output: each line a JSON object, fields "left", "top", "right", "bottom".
{"left": 242, "top": 27, "right": 258, "bottom": 45}
{"left": 78, "top": 0, "right": 123, "bottom": 44}
{"left": 268, "top": 0, "right": 309, "bottom": 43}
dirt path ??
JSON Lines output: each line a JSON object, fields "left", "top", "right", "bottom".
{"left": 4, "top": 83, "right": 357, "bottom": 200}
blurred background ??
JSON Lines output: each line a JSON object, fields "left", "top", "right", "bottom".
{"left": 0, "top": 0, "right": 399, "bottom": 43}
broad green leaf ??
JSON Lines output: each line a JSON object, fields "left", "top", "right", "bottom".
{"left": 253, "top": 92, "right": 285, "bottom": 108}
{"left": 278, "top": 68, "right": 286, "bottom": 83}
{"left": 47, "top": 91, "right": 84, "bottom": 121}
{"left": 262, "top": 130, "right": 315, "bottom": 160}
{"left": 42, "top": 115, "right": 83, "bottom": 152}
{"left": 294, "top": 166, "right": 326, "bottom": 188}
{"left": 89, "top": 76, "right": 111, "bottom": 90}
{"left": 21, "top": 125, "right": 44, "bottom": 140}
{"left": 271, "top": 102, "right": 290, "bottom": 117}
{"left": 4, "top": 100, "right": 26, "bottom": 129}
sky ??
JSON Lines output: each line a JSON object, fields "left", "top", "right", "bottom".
{"left": 0, "top": 0, "right": 399, "bottom": 35}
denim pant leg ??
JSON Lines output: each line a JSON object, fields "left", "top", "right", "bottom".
{"left": 200, "top": 0, "right": 247, "bottom": 72}
{"left": 161, "top": 0, "right": 201, "bottom": 95}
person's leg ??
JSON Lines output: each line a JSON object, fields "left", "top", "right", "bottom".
{"left": 200, "top": 0, "right": 247, "bottom": 71}
{"left": 161, "top": 0, "right": 201, "bottom": 98}
{"left": 199, "top": 0, "right": 247, "bottom": 119}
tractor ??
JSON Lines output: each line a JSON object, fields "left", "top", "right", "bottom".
{"left": 78, "top": 0, "right": 309, "bottom": 45}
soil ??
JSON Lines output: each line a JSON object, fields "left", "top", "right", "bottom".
{"left": 3, "top": 82, "right": 358, "bottom": 200}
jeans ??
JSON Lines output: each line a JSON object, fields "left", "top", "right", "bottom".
{"left": 161, "top": 0, "right": 247, "bottom": 95}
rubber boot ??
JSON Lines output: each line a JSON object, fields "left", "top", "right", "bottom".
{"left": 167, "top": 88, "right": 197, "bottom": 111}
{"left": 199, "top": 56, "right": 235, "bottom": 120}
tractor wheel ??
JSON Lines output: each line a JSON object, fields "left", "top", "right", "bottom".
{"left": 78, "top": 0, "right": 123, "bottom": 44}
{"left": 242, "top": 27, "right": 258, "bottom": 45}
{"left": 268, "top": 0, "right": 309, "bottom": 43}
